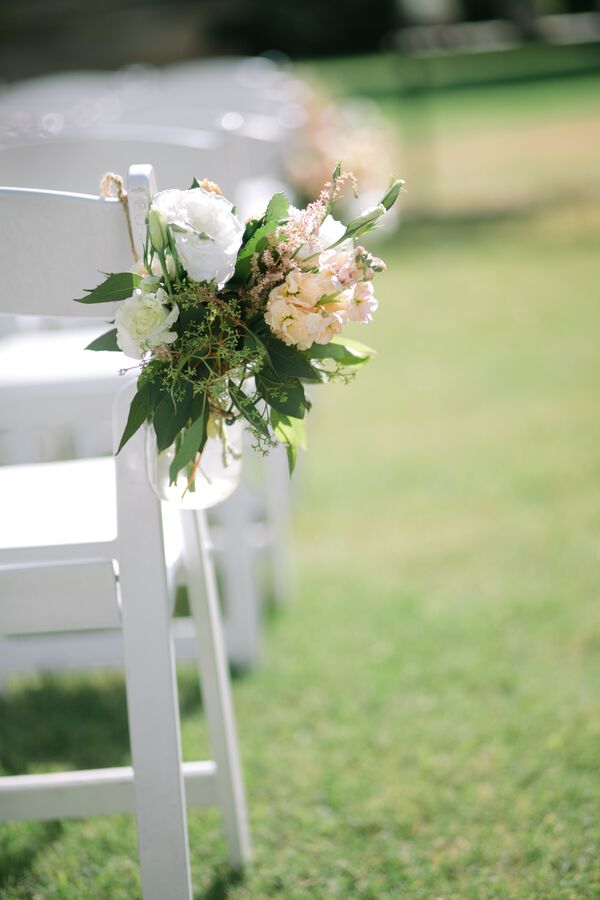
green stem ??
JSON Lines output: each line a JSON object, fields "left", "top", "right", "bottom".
{"left": 167, "top": 230, "right": 185, "bottom": 284}
{"left": 158, "top": 250, "right": 173, "bottom": 295}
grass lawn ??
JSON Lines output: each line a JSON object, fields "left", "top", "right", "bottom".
{"left": 301, "top": 55, "right": 600, "bottom": 217}
{"left": 1, "top": 196, "right": 598, "bottom": 898}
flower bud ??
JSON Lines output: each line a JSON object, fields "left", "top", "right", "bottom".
{"left": 148, "top": 209, "right": 169, "bottom": 253}
{"left": 380, "top": 178, "right": 405, "bottom": 211}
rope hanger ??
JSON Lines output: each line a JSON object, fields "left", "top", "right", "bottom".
{"left": 100, "top": 172, "right": 139, "bottom": 262}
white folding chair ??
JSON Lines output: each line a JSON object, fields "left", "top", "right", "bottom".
{"left": 0, "top": 138, "right": 292, "bottom": 671}
{"left": 0, "top": 172, "right": 251, "bottom": 898}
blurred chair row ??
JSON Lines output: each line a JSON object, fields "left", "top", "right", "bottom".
{"left": 0, "top": 56, "right": 306, "bottom": 219}
{"left": 0, "top": 57, "right": 301, "bottom": 678}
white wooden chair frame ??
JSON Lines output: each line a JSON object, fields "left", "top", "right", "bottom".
{"left": 0, "top": 171, "right": 250, "bottom": 897}
{"left": 0, "top": 138, "right": 292, "bottom": 673}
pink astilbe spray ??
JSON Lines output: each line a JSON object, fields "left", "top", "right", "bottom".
{"left": 278, "top": 170, "right": 358, "bottom": 259}
{"left": 247, "top": 170, "right": 358, "bottom": 312}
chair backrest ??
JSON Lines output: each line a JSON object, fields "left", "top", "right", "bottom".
{"left": 0, "top": 129, "right": 221, "bottom": 193}
{"left": 0, "top": 126, "right": 285, "bottom": 205}
{"left": 0, "top": 165, "right": 154, "bottom": 318}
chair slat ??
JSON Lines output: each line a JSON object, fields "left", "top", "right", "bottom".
{"left": 0, "top": 618, "right": 198, "bottom": 684}
{"left": 0, "top": 561, "right": 120, "bottom": 634}
{"left": 0, "top": 761, "right": 218, "bottom": 821}
{"left": 0, "top": 188, "right": 131, "bottom": 316}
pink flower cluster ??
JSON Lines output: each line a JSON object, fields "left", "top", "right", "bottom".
{"left": 265, "top": 241, "right": 385, "bottom": 352}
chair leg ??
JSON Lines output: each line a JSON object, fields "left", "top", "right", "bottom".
{"left": 113, "top": 383, "right": 192, "bottom": 898}
{"left": 215, "top": 487, "right": 262, "bottom": 669}
{"left": 262, "top": 445, "right": 294, "bottom": 606}
{"left": 118, "top": 510, "right": 193, "bottom": 900}
{"left": 180, "top": 509, "right": 251, "bottom": 870}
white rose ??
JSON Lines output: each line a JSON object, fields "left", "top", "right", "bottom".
{"left": 151, "top": 188, "right": 244, "bottom": 286}
{"left": 115, "top": 288, "right": 179, "bottom": 360}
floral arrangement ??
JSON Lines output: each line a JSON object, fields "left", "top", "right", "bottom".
{"left": 77, "top": 167, "right": 402, "bottom": 497}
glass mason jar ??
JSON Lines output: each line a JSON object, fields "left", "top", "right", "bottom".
{"left": 145, "top": 412, "right": 243, "bottom": 510}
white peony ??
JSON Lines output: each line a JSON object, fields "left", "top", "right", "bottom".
{"left": 150, "top": 188, "right": 244, "bottom": 286}
{"left": 115, "top": 288, "right": 179, "bottom": 359}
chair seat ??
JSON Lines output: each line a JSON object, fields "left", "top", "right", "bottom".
{"left": 0, "top": 326, "right": 127, "bottom": 384}
{"left": 0, "top": 456, "right": 117, "bottom": 549}
{"left": 0, "top": 327, "right": 131, "bottom": 431}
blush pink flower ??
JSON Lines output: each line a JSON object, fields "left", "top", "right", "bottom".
{"left": 346, "top": 280, "right": 378, "bottom": 324}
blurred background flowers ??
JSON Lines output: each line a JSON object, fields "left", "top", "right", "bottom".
{"left": 1, "top": 1, "right": 599, "bottom": 897}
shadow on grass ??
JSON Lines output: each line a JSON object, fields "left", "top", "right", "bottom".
{"left": 0, "top": 666, "right": 208, "bottom": 775}
{"left": 197, "top": 865, "right": 245, "bottom": 900}
{"left": 0, "top": 820, "right": 64, "bottom": 892}
{"left": 0, "top": 674, "right": 131, "bottom": 773}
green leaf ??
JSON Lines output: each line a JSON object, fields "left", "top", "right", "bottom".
{"left": 190, "top": 177, "right": 200, "bottom": 189}
{"left": 240, "top": 216, "right": 263, "bottom": 245}
{"left": 152, "top": 383, "right": 193, "bottom": 452}
{"left": 85, "top": 328, "right": 119, "bottom": 352}
{"left": 309, "top": 336, "right": 375, "bottom": 367}
{"left": 228, "top": 380, "right": 271, "bottom": 439}
{"left": 168, "top": 399, "right": 209, "bottom": 484}
{"left": 116, "top": 382, "right": 156, "bottom": 454}
{"left": 262, "top": 333, "right": 321, "bottom": 381}
{"left": 264, "top": 192, "right": 289, "bottom": 224}
{"left": 271, "top": 410, "right": 306, "bottom": 475}
{"left": 255, "top": 373, "right": 309, "bottom": 419}
{"left": 233, "top": 193, "right": 289, "bottom": 285}
{"left": 75, "top": 272, "right": 140, "bottom": 305}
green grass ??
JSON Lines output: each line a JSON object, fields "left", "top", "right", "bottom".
{"left": 302, "top": 49, "right": 600, "bottom": 130}
{"left": 299, "top": 53, "right": 600, "bottom": 220}
{"left": 1, "top": 200, "right": 599, "bottom": 897}
{"left": 303, "top": 46, "right": 600, "bottom": 110}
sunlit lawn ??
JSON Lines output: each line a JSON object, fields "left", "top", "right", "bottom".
{"left": 1, "top": 62, "right": 600, "bottom": 897}
{"left": 304, "top": 56, "right": 600, "bottom": 216}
